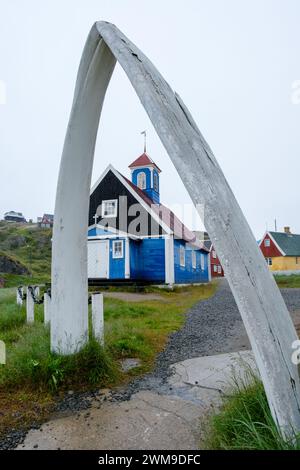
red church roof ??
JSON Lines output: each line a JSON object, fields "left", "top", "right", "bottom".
{"left": 128, "top": 153, "right": 161, "bottom": 173}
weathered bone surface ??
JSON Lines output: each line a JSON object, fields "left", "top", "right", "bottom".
{"left": 51, "top": 21, "right": 300, "bottom": 435}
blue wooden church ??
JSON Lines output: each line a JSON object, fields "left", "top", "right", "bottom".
{"left": 87, "top": 153, "right": 210, "bottom": 285}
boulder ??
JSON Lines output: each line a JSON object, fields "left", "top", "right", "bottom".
{"left": 0, "top": 253, "right": 29, "bottom": 275}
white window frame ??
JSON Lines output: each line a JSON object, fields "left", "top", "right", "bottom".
{"left": 200, "top": 254, "right": 205, "bottom": 270}
{"left": 265, "top": 257, "right": 272, "bottom": 266}
{"left": 179, "top": 246, "right": 185, "bottom": 267}
{"left": 264, "top": 238, "right": 270, "bottom": 247}
{"left": 112, "top": 240, "right": 124, "bottom": 259}
{"left": 137, "top": 171, "right": 146, "bottom": 190}
{"left": 192, "top": 251, "right": 196, "bottom": 269}
{"left": 213, "top": 265, "right": 217, "bottom": 273}
{"left": 102, "top": 199, "right": 118, "bottom": 218}
{"left": 212, "top": 250, "right": 217, "bottom": 259}
{"left": 218, "top": 265, "right": 222, "bottom": 274}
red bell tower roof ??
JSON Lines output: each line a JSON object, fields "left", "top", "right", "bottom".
{"left": 128, "top": 153, "right": 161, "bottom": 173}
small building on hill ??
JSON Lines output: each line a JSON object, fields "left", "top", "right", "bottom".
{"left": 259, "top": 227, "right": 300, "bottom": 273}
{"left": 4, "top": 211, "right": 26, "bottom": 223}
{"left": 38, "top": 214, "right": 54, "bottom": 228}
{"left": 87, "top": 153, "right": 210, "bottom": 285}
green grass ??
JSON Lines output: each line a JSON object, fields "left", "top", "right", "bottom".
{"left": 275, "top": 274, "right": 300, "bottom": 288}
{"left": 1, "top": 273, "right": 50, "bottom": 288}
{"left": 205, "top": 371, "right": 300, "bottom": 450}
{"left": 0, "top": 283, "right": 216, "bottom": 392}
{"left": 0, "top": 290, "right": 117, "bottom": 392}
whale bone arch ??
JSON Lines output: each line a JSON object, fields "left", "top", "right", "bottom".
{"left": 51, "top": 21, "right": 300, "bottom": 436}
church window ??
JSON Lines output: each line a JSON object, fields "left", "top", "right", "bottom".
{"left": 153, "top": 172, "right": 159, "bottom": 192}
{"left": 102, "top": 199, "right": 118, "bottom": 217}
{"left": 113, "top": 240, "right": 124, "bottom": 258}
{"left": 200, "top": 254, "right": 205, "bottom": 270}
{"left": 192, "top": 251, "right": 196, "bottom": 269}
{"left": 137, "top": 172, "right": 146, "bottom": 189}
{"left": 180, "top": 246, "right": 185, "bottom": 267}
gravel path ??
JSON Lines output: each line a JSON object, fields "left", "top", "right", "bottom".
{"left": 154, "top": 279, "right": 300, "bottom": 370}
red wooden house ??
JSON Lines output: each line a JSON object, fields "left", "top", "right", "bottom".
{"left": 259, "top": 227, "right": 300, "bottom": 272}
{"left": 204, "top": 240, "right": 224, "bottom": 277}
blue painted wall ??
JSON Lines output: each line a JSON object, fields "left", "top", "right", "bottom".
{"left": 131, "top": 167, "right": 160, "bottom": 204}
{"left": 109, "top": 238, "right": 125, "bottom": 279}
{"left": 88, "top": 227, "right": 114, "bottom": 237}
{"left": 174, "top": 240, "right": 209, "bottom": 284}
{"left": 150, "top": 169, "right": 160, "bottom": 204}
{"left": 88, "top": 234, "right": 209, "bottom": 283}
{"left": 130, "top": 238, "right": 165, "bottom": 281}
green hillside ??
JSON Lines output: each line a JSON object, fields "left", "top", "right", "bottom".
{"left": 0, "top": 221, "right": 51, "bottom": 286}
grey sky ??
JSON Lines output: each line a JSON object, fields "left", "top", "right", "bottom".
{"left": 0, "top": 0, "right": 299, "bottom": 238}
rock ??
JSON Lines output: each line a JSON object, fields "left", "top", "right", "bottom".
{"left": 0, "top": 253, "right": 29, "bottom": 275}
{"left": 120, "top": 358, "right": 141, "bottom": 372}
{"left": 99, "top": 388, "right": 111, "bottom": 397}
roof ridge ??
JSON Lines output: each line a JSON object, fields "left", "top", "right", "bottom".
{"left": 128, "top": 153, "right": 161, "bottom": 172}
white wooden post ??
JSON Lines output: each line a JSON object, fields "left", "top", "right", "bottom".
{"left": 164, "top": 235, "right": 175, "bottom": 285}
{"left": 34, "top": 286, "right": 40, "bottom": 298}
{"left": 44, "top": 292, "right": 51, "bottom": 325}
{"left": 16, "top": 287, "right": 23, "bottom": 306}
{"left": 125, "top": 238, "right": 130, "bottom": 279}
{"left": 91, "top": 293, "right": 104, "bottom": 345}
{"left": 26, "top": 286, "right": 34, "bottom": 323}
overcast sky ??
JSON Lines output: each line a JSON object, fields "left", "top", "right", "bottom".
{"left": 0, "top": 0, "right": 299, "bottom": 238}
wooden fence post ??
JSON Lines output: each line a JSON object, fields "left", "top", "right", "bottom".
{"left": 16, "top": 287, "right": 23, "bottom": 306}
{"left": 91, "top": 293, "right": 104, "bottom": 346}
{"left": 44, "top": 292, "right": 51, "bottom": 325}
{"left": 26, "top": 286, "right": 34, "bottom": 323}
{"left": 34, "top": 286, "right": 40, "bottom": 298}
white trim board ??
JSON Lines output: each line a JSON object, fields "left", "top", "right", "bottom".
{"left": 88, "top": 223, "right": 140, "bottom": 240}
{"left": 164, "top": 235, "right": 175, "bottom": 285}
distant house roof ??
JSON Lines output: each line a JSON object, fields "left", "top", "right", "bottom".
{"left": 128, "top": 153, "right": 161, "bottom": 173}
{"left": 203, "top": 240, "right": 212, "bottom": 251}
{"left": 4, "top": 211, "right": 25, "bottom": 219}
{"left": 268, "top": 231, "right": 300, "bottom": 256}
